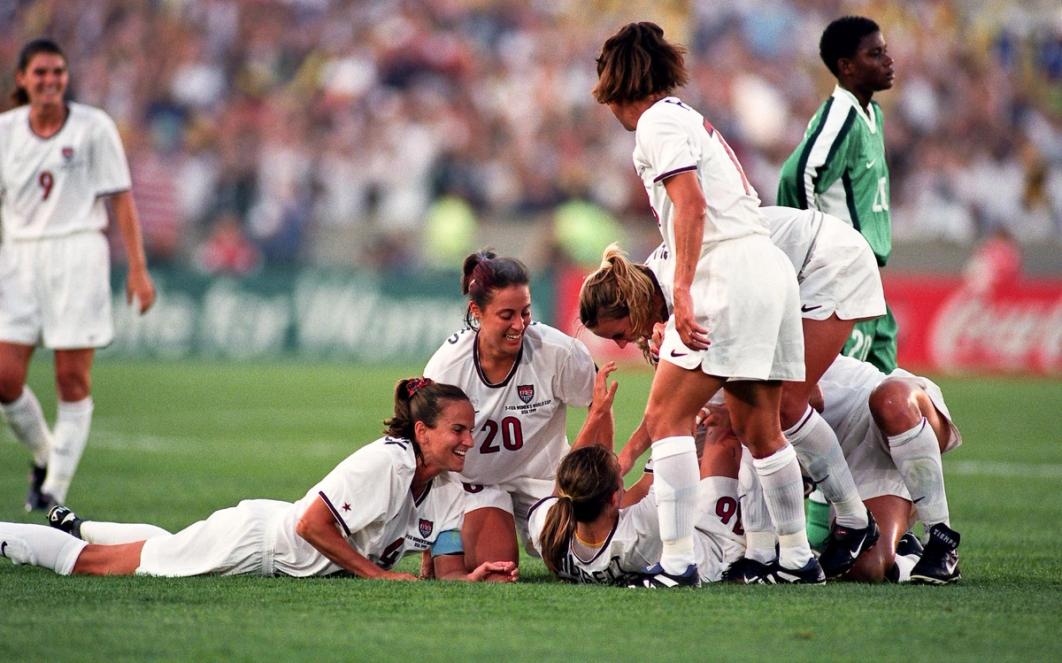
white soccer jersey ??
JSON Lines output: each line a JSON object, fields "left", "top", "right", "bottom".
{"left": 424, "top": 323, "right": 596, "bottom": 485}
{"left": 403, "top": 471, "right": 466, "bottom": 554}
{"left": 527, "top": 494, "right": 662, "bottom": 584}
{"left": 273, "top": 436, "right": 431, "bottom": 577}
{"left": 633, "top": 96, "right": 767, "bottom": 258}
{"left": 527, "top": 481, "right": 744, "bottom": 585}
{"left": 0, "top": 102, "right": 131, "bottom": 240}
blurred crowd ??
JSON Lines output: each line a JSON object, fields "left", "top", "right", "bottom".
{"left": 2, "top": 0, "right": 1060, "bottom": 273}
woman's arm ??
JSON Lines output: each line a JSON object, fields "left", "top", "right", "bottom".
{"left": 572, "top": 362, "right": 618, "bottom": 452}
{"left": 432, "top": 553, "right": 518, "bottom": 582}
{"left": 295, "top": 496, "right": 417, "bottom": 581}
{"left": 107, "top": 190, "right": 156, "bottom": 313}
{"left": 662, "top": 171, "right": 710, "bottom": 350}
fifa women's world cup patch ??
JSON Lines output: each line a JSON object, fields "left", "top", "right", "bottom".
{"left": 419, "top": 518, "right": 433, "bottom": 538}
{"left": 517, "top": 384, "right": 534, "bottom": 403}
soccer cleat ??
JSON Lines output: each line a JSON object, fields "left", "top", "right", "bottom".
{"left": 910, "top": 523, "right": 961, "bottom": 585}
{"left": 24, "top": 465, "right": 56, "bottom": 512}
{"left": 761, "top": 557, "right": 827, "bottom": 584}
{"left": 625, "top": 563, "right": 701, "bottom": 589}
{"left": 720, "top": 557, "right": 774, "bottom": 584}
{"left": 47, "top": 505, "right": 84, "bottom": 539}
{"left": 895, "top": 530, "right": 924, "bottom": 558}
{"left": 818, "top": 509, "right": 880, "bottom": 579}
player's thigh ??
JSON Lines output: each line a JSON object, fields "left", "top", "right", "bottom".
{"left": 53, "top": 348, "right": 96, "bottom": 401}
{"left": 780, "top": 315, "right": 856, "bottom": 425}
{"left": 0, "top": 342, "right": 35, "bottom": 400}
{"left": 643, "top": 361, "right": 725, "bottom": 439}
{"left": 72, "top": 541, "right": 146, "bottom": 576}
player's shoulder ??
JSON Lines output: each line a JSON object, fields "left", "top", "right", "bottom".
{"left": 523, "top": 322, "right": 589, "bottom": 359}
{"left": 66, "top": 102, "right": 115, "bottom": 128}
{"left": 0, "top": 104, "right": 29, "bottom": 132}
{"left": 349, "top": 436, "right": 417, "bottom": 473}
{"left": 637, "top": 97, "right": 699, "bottom": 133}
{"left": 425, "top": 328, "right": 476, "bottom": 371}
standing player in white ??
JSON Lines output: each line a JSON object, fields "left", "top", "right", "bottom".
{"left": 591, "top": 22, "right": 819, "bottom": 585}
{"left": 0, "top": 378, "right": 517, "bottom": 583}
{"left": 423, "top": 251, "right": 596, "bottom": 571}
{"left": 0, "top": 39, "right": 156, "bottom": 510}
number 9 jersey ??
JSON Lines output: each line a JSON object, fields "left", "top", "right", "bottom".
{"left": 0, "top": 102, "right": 131, "bottom": 239}
{"left": 424, "top": 322, "right": 596, "bottom": 485}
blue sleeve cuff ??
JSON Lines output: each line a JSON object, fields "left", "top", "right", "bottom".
{"left": 431, "top": 529, "right": 463, "bottom": 557}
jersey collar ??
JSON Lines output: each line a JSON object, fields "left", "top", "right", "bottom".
{"left": 832, "top": 85, "right": 877, "bottom": 134}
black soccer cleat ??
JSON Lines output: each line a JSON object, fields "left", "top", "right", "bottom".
{"left": 761, "top": 557, "right": 827, "bottom": 585}
{"left": 721, "top": 557, "right": 774, "bottom": 584}
{"left": 24, "top": 464, "right": 56, "bottom": 512}
{"left": 626, "top": 563, "right": 701, "bottom": 589}
{"left": 910, "top": 523, "right": 961, "bottom": 585}
{"left": 818, "top": 509, "right": 880, "bottom": 579}
{"left": 895, "top": 530, "right": 924, "bottom": 558}
{"left": 47, "top": 505, "right": 84, "bottom": 539}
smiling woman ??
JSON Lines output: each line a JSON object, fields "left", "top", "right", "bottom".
{"left": 424, "top": 250, "right": 597, "bottom": 573}
{"left": 0, "top": 378, "right": 516, "bottom": 583}
{"left": 0, "top": 38, "right": 156, "bottom": 513}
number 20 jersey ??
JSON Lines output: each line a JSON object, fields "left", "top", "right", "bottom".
{"left": 0, "top": 102, "right": 131, "bottom": 239}
{"left": 424, "top": 323, "right": 596, "bottom": 485}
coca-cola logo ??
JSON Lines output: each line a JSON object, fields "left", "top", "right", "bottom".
{"left": 929, "top": 290, "right": 1062, "bottom": 374}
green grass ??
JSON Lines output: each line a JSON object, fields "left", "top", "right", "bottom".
{"left": 1, "top": 361, "right": 1061, "bottom": 661}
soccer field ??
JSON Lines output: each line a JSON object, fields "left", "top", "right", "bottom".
{"left": 1, "top": 361, "right": 1060, "bottom": 661}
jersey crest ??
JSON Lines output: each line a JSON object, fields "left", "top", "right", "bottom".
{"left": 418, "top": 518, "right": 433, "bottom": 538}
{"left": 517, "top": 384, "right": 535, "bottom": 404}
{"left": 62, "top": 146, "right": 75, "bottom": 161}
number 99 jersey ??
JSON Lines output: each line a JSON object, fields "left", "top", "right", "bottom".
{"left": 0, "top": 102, "right": 131, "bottom": 239}
{"left": 424, "top": 322, "right": 596, "bottom": 485}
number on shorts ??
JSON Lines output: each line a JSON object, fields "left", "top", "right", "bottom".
{"left": 716, "top": 496, "right": 744, "bottom": 535}
{"left": 479, "top": 417, "right": 524, "bottom": 454}
{"left": 39, "top": 171, "right": 54, "bottom": 200}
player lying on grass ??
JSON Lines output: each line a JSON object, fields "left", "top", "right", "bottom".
{"left": 0, "top": 379, "right": 517, "bottom": 583}
{"left": 582, "top": 218, "right": 884, "bottom": 580}
{"left": 724, "top": 355, "right": 962, "bottom": 584}
{"left": 527, "top": 364, "right": 746, "bottom": 586}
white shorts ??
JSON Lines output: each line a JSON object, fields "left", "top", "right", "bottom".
{"left": 660, "top": 235, "right": 804, "bottom": 381}
{"left": 460, "top": 476, "right": 554, "bottom": 557}
{"left": 839, "top": 371, "right": 962, "bottom": 502}
{"left": 798, "top": 220, "right": 885, "bottom": 321}
{"left": 0, "top": 232, "right": 113, "bottom": 348}
{"left": 137, "top": 499, "right": 289, "bottom": 577}
{"left": 693, "top": 481, "right": 746, "bottom": 583}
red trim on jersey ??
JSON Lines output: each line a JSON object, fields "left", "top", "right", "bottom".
{"left": 26, "top": 104, "right": 71, "bottom": 141}
{"left": 317, "top": 491, "right": 353, "bottom": 537}
{"left": 472, "top": 331, "right": 524, "bottom": 388}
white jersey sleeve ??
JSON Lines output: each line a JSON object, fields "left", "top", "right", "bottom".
{"left": 551, "top": 336, "right": 596, "bottom": 408}
{"left": 91, "top": 110, "right": 133, "bottom": 195}
{"left": 310, "top": 437, "right": 409, "bottom": 538}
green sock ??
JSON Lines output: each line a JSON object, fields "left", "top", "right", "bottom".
{"left": 805, "top": 491, "right": 830, "bottom": 551}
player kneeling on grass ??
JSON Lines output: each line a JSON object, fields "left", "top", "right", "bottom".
{"left": 729, "top": 355, "right": 962, "bottom": 584}
{"left": 0, "top": 378, "right": 517, "bottom": 583}
{"left": 527, "top": 365, "right": 745, "bottom": 587}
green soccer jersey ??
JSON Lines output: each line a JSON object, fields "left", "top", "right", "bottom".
{"left": 778, "top": 85, "right": 891, "bottom": 266}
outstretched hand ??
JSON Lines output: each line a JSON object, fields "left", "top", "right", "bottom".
{"left": 468, "top": 560, "right": 519, "bottom": 583}
{"left": 592, "top": 361, "right": 619, "bottom": 411}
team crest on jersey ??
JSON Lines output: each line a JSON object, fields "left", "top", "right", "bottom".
{"left": 517, "top": 384, "right": 535, "bottom": 404}
{"left": 419, "top": 519, "right": 433, "bottom": 538}
{"left": 62, "top": 146, "right": 75, "bottom": 161}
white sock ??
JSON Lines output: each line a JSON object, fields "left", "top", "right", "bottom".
{"left": 785, "top": 406, "right": 867, "bottom": 529}
{"left": 42, "top": 398, "right": 94, "bottom": 504}
{"left": 893, "top": 552, "right": 918, "bottom": 583}
{"left": 888, "top": 418, "right": 950, "bottom": 528}
{"left": 0, "top": 387, "right": 52, "bottom": 466}
{"left": 738, "top": 450, "right": 776, "bottom": 564}
{"left": 0, "top": 522, "right": 87, "bottom": 575}
{"left": 651, "top": 436, "right": 699, "bottom": 574}
{"left": 753, "top": 444, "right": 812, "bottom": 569}
{"left": 80, "top": 521, "right": 171, "bottom": 545}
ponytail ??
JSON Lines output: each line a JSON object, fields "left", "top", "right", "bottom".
{"left": 538, "top": 446, "right": 622, "bottom": 579}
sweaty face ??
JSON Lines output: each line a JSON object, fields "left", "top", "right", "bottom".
{"left": 590, "top": 314, "right": 639, "bottom": 349}
{"left": 417, "top": 399, "right": 475, "bottom": 473}
{"left": 473, "top": 284, "right": 532, "bottom": 358}
{"left": 848, "top": 31, "right": 895, "bottom": 92}
{"left": 16, "top": 53, "right": 68, "bottom": 107}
